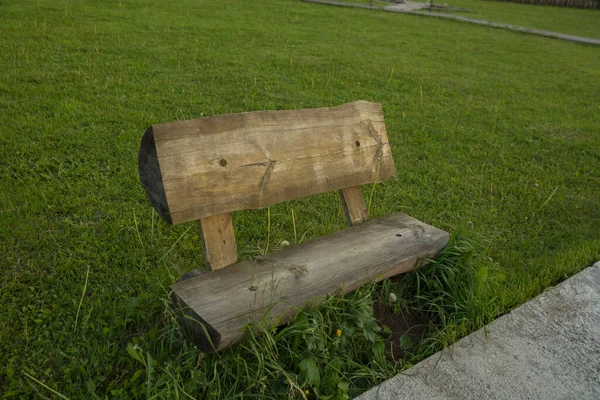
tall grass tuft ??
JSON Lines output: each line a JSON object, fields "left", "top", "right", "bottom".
{"left": 402, "top": 230, "right": 501, "bottom": 357}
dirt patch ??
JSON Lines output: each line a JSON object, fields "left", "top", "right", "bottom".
{"left": 373, "top": 301, "right": 430, "bottom": 360}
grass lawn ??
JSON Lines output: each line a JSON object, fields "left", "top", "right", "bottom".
{"left": 1, "top": 0, "right": 599, "bottom": 398}
{"left": 425, "top": 0, "right": 600, "bottom": 39}
{"left": 339, "top": 0, "right": 600, "bottom": 39}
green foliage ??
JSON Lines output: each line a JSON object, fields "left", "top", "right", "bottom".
{"left": 399, "top": 335, "right": 412, "bottom": 350}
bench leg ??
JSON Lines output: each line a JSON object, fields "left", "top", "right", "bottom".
{"left": 340, "top": 186, "right": 369, "bottom": 226}
{"left": 198, "top": 213, "right": 237, "bottom": 270}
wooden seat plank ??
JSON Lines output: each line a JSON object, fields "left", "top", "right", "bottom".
{"left": 171, "top": 213, "right": 449, "bottom": 353}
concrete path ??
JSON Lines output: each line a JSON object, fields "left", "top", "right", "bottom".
{"left": 385, "top": 1, "right": 426, "bottom": 12}
{"left": 357, "top": 262, "right": 600, "bottom": 400}
{"left": 303, "top": 0, "right": 600, "bottom": 46}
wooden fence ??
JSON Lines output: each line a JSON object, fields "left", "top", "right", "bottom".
{"left": 489, "top": 0, "right": 600, "bottom": 9}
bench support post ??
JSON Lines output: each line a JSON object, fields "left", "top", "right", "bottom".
{"left": 340, "top": 186, "right": 369, "bottom": 226}
{"left": 198, "top": 213, "right": 237, "bottom": 270}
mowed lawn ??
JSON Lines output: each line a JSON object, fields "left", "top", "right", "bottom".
{"left": 428, "top": 0, "right": 600, "bottom": 39}
{"left": 337, "top": 0, "right": 600, "bottom": 38}
{"left": 1, "top": 0, "right": 599, "bottom": 397}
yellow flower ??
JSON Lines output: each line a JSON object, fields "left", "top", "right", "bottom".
{"left": 336, "top": 329, "right": 342, "bottom": 337}
{"left": 305, "top": 389, "right": 309, "bottom": 395}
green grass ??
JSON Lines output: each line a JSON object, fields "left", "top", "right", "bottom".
{"left": 424, "top": 0, "right": 600, "bottom": 38}
{"left": 338, "top": 0, "right": 600, "bottom": 38}
{"left": 1, "top": 0, "right": 600, "bottom": 398}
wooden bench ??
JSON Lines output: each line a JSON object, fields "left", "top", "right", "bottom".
{"left": 138, "top": 100, "right": 449, "bottom": 353}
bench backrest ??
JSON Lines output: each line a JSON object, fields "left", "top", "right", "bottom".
{"left": 138, "top": 100, "right": 396, "bottom": 268}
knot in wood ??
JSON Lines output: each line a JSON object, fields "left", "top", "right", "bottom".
{"left": 288, "top": 265, "right": 308, "bottom": 279}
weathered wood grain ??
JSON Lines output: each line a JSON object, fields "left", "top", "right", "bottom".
{"left": 339, "top": 186, "right": 369, "bottom": 226}
{"left": 171, "top": 213, "right": 449, "bottom": 353}
{"left": 139, "top": 101, "right": 396, "bottom": 224}
{"left": 139, "top": 126, "right": 171, "bottom": 224}
{"left": 198, "top": 213, "right": 237, "bottom": 270}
